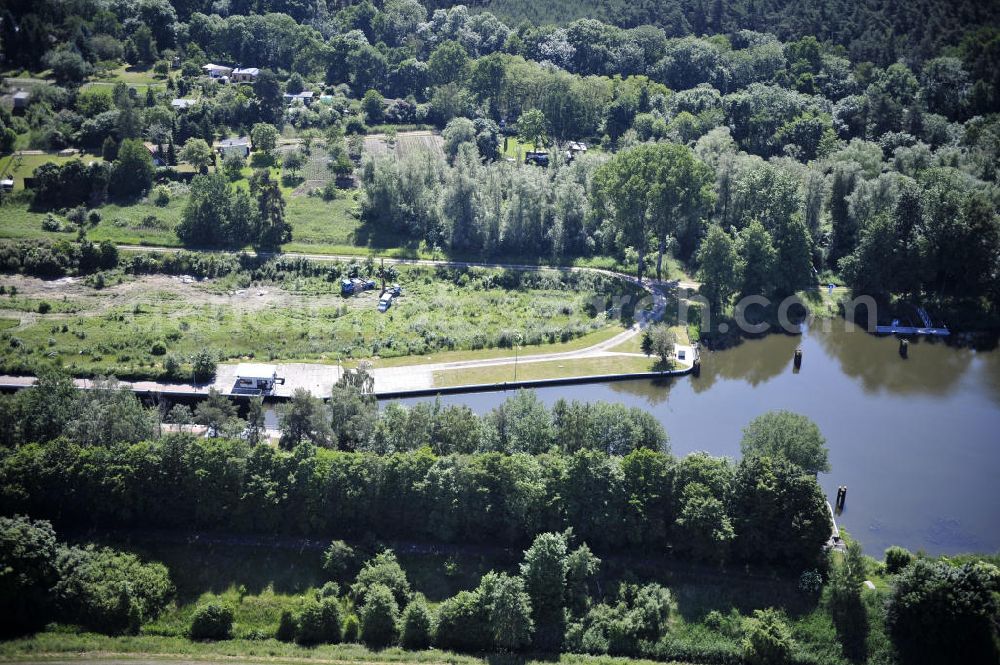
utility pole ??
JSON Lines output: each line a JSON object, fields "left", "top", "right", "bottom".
{"left": 513, "top": 332, "right": 523, "bottom": 382}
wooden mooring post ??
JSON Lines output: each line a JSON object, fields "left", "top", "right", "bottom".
{"left": 835, "top": 485, "right": 848, "bottom": 511}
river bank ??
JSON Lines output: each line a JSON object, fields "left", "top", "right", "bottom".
{"left": 395, "top": 324, "right": 1000, "bottom": 556}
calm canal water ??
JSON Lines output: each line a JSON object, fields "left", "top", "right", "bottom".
{"left": 393, "top": 326, "right": 1000, "bottom": 556}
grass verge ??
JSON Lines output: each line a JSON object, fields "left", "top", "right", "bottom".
{"left": 432, "top": 354, "right": 670, "bottom": 387}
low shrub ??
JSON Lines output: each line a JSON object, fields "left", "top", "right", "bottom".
{"left": 359, "top": 584, "right": 399, "bottom": 648}
{"left": 342, "top": 614, "right": 360, "bottom": 642}
{"left": 296, "top": 597, "right": 342, "bottom": 645}
{"left": 400, "top": 594, "right": 433, "bottom": 650}
{"left": 189, "top": 602, "right": 234, "bottom": 640}
{"left": 276, "top": 609, "right": 297, "bottom": 642}
{"left": 742, "top": 608, "right": 793, "bottom": 665}
{"left": 884, "top": 546, "right": 914, "bottom": 574}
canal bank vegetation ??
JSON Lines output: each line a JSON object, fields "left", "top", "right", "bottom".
{"left": 0, "top": 247, "right": 643, "bottom": 379}
{"left": 431, "top": 354, "right": 669, "bottom": 387}
{"left": 2, "top": 372, "right": 999, "bottom": 663}
{"left": 3, "top": 504, "right": 999, "bottom": 664}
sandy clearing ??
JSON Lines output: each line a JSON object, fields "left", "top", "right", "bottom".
{"left": 0, "top": 274, "right": 363, "bottom": 320}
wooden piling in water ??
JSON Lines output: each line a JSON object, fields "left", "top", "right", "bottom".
{"left": 794, "top": 347, "right": 803, "bottom": 369}
{"left": 899, "top": 339, "right": 908, "bottom": 358}
{"left": 835, "top": 485, "right": 847, "bottom": 510}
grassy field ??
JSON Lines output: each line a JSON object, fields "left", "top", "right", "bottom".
{"left": 0, "top": 158, "right": 359, "bottom": 251}
{"left": 0, "top": 198, "right": 186, "bottom": 247}
{"left": 502, "top": 135, "right": 537, "bottom": 160}
{"left": 0, "top": 152, "right": 105, "bottom": 189}
{"left": 84, "top": 64, "right": 168, "bottom": 92}
{"left": 0, "top": 633, "right": 697, "bottom": 665}
{"left": 432, "top": 354, "right": 666, "bottom": 387}
{"left": 364, "top": 131, "right": 445, "bottom": 160}
{"left": 0, "top": 266, "right": 636, "bottom": 378}
{"left": 797, "top": 287, "right": 851, "bottom": 320}
{"left": 362, "top": 325, "right": 627, "bottom": 369}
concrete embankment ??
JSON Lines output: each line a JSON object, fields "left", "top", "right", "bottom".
{"left": 373, "top": 366, "right": 692, "bottom": 399}
{"left": 0, "top": 364, "right": 693, "bottom": 402}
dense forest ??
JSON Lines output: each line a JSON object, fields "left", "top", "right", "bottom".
{"left": 2, "top": 0, "right": 999, "bottom": 325}
{"left": 425, "top": 0, "right": 1000, "bottom": 67}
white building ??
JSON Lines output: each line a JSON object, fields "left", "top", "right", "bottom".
{"left": 215, "top": 136, "right": 251, "bottom": 159}
{"left": 171, "top": 98, "right": 196, "bottom": 109}
{"left": 231, "top": 67, "right": 260, "bottom": 83}
{"left": 202, "top": 63, "right": 233, "bottom": 79}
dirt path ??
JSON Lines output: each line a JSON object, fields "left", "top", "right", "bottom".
{"left": 368, "top": 281, "right": 693, "bottom": 392}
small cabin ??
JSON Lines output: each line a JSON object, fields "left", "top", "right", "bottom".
{"left": 142, "top": 142, "right": 164, "bottom": 166}
{"left": 0, "top": 178, "right": 14, "bottom": 193}
{"left": 565, "top": 141, "right": 588, "bottom": 163}
{"left": 215, "top": 136, "right": 251, "bottom": 159}
{"left": 12, "top": 90, "right": 30, "bottom": 110}
{"left": 234, "top": 363, "right": 283, "bottom": 395}
{"left": 171, "top": 98, "right": 196, "bottom": 110}
{"left": 202, "top": 63, "right": 233, "bottom": 79}
{"left": 283, "top": 90, "right": 314, "bottom": 106}
{"left": 231, "top": 67, "right": 260, "bottom": 84}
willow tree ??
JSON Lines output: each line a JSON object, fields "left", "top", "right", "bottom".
{"left": 594, "top": 142, "right": 714, "bottom": 282}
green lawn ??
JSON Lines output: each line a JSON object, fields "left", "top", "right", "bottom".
{"left": 501, "top": 135, "right": 537, "bottom": 160}
{"left": 363, "top": 325, "right": 627, "bottom": 369}
{"left": 797, "top": 287, "right": 851, "bottom": 320}
{"left": 608, "top": 325, "right": 690, "bottom": 354}
{"left": 84, "top": 64, "right": 169, "bottom": 91}
{"left": 0, "top": 198, "right": 185, "bottom": 247}
{"left": 285, "top": 193, "right": 365, "bottom": 250}
{"left": 0, "top": 152, "right": 105, "bottom": 189}
{"left": 432, "top": 354, "right": 667, "bottom": 387}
